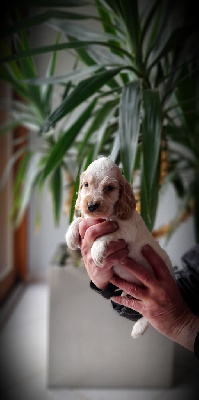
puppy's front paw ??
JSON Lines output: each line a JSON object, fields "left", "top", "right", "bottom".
{"left": 65, "top": 217, "right": 82, "bottom": 250}
{"left": 131, "top": 318, "right": 149, "bottom": 339}
{"left": 91, "top": 238, "right": 108, "bottom": 267}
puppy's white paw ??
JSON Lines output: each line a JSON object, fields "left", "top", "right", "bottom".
{"left": 131, "top": 318, "right": 149, "bottom": 339}
{"left": 91, "top": 238, "right": 108, "bottom": 267}
{"left": 65, "top": 217, "right": 82, "bottom": 250}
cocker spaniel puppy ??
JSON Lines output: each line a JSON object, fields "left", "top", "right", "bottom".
{"left": 65, "top": 157, "right": 173, "bottom": 338}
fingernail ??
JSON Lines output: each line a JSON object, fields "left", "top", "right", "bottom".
{"left": 142, "top": 244, "right": 150, "bottom": 252}
{"left": 112, "top": 222, "right": 119, "bottom": 230}
{"left": 120, "top": 254, "right": 128, "bottom": 263}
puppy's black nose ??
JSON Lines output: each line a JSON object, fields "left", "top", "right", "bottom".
{"left": 87, "top": 202, "right": 99, "bottom": 212}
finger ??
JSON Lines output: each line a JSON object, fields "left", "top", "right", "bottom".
{"left": 106, "top": 239, "right": 127, "bottom": 257}
{"left": 82, "top": 220, "right": 118, "bottom": 246}
{"left": 102, "top": 247, "right": 128, "bottom": 270}
{"left": 141, "top": 244, "right": 172, "bottom": 280}
{"left": 120, "top": 258, "right": 155, "bottom": 288}
{"left": 79, "top": 218, "right": 104, "bottom": 240}
{"left": 110, "top": 275, "right": 147, "bottom": 299}
{"left": 110, "top": 295, "right": 142, "bottom": 314}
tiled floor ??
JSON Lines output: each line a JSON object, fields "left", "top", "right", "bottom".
{"left": 0, "top": 283, "right": 198, "bottom": 400}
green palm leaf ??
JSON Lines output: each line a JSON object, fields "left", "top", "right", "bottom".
{"left": 119, "top": 80, "right": 141, "bottom": 183}
{"left": 14, "top": 153, "right": 43, "bottom": 227}
{"left": 142, "top": 89, "right": 161, "bottom": 199}
{"left": 140, "top": 90, "right": 162, "bottom": 230}
{"left": 0, "top": 7, "right": 97, "bottom": 39}
{"left": 43, "top": 99, "right": 97, "bottom": 178}
{"left": 43, "top": 67, "right": 123, "bottom": 132}
{"left": 0, "top": 41, "right": 132, "bottom": 64}
{"left": 50, "top": 166, "right": 62, "bottom": 225}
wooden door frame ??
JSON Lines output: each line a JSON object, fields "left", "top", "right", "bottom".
{"left": 0, "top": 89, "right": 27, "bottom": 305}
{"left": 13, "top": 120, "right": 28, "bottom": 283}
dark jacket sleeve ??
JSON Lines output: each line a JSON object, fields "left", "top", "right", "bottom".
{"left": 174, "top": 244, "right": 199, "bottom": 317}
{"left": 174, "top": 244, "right": 199, "bottom": 359}
{"left": 90, "top": 281, "right": 142, "bottom": 322}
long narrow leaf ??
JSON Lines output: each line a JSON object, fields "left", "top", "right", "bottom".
{"left": 176, "top": 65, "right": 196, "bottom": 137}
{"left": 15, "top": 30, "right": 43, "bottom": 112}
{"left": 140, "top": 152, "right": 160, "bottom": 231}
{"left": 0, "top": 65, "right": 29, "bottom": 101}
{"left": 42, "top": 33, "right": 60, "bottom": 115}
{"left": 0, "top": 2, "right": 92, "bottom": 38}
{"left": 148, "top": 23, "right": 198, "bottom": 72}
{"left": 110, "top": 131, "right": 120, "bottom": 162}
{"left": 119, "top": 80, "right": 141, "bottom": 183}
{"left": 48, "top": 19, "right": 121, "bottom": 44}
{"left": 0, "top": 41, "right": 132, "bottom": 64}
{"left": 103, "top": 0, "right": 122, "bottom": 16}
{"left": 50, "top": 166, "right": 62, "bottom": 225}
{"left": 15, "top": 153, "right": 42, "bottom": 226}
{"left": 43, "top": 99, "right": 97, "bottom": 178}
{"left": 95, "top": 0, "right": 123, "bottom": 57}
{"left": 78, "top": 98, "right": 119, "bottom": 161}
{"left": 0, "top": 40, "right": 23, "bottom": 80}
{"left": 142, "top": 90, "right": 162, "bottom": 198}
{"left": 12, "top": 151, "right": 32, "bottom": 201}
{"left": 43, "top": 67, "right": 123, "bottom": 132}
{"left": 119, "top": 0, "right": 141, "bottom": 65}
{"left": 22, "top": 65, "right": 106, "bottom": 85}
{"left": 0, "top": 121, "right": 23, "bottom": 137}
{"left": 141, "top": 0, "right": 160, "bottom": 49}
{"left": 0, "top": 147, "right": 25, "bottom": 191}
{"left": 69, "top": 167, "right": 81, "bottom": 223}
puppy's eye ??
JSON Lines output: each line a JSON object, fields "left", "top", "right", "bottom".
{"left": 105, "top": 185, "right": 114, "bottom": 192}
{"left": 84, "top": 182, "right": 88, "bottom": 187}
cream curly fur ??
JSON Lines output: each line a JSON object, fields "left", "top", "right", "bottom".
{"left": 65, "top": 157, "right": 173, "bottom": 339}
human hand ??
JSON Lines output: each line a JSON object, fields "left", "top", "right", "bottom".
{"left": 110, "top": 244, "right": 199, "bottom": 351}
{"left": 79, "top": 218, "right": 128, "bottom": 289}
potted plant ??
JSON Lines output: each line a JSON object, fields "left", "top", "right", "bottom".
{"left": 0, "top": 0, "right": 198, "bottom": 241}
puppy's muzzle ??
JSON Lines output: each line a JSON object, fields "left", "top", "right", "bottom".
{"left": 87, "top": 202, "right": 100, "bottom": 212}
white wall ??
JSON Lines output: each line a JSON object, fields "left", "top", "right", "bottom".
{"left": 28, "top": 184, "right": 69, "bottom": 277}
{"left": 154, "top": 185, "right": 196, "bottom": 268}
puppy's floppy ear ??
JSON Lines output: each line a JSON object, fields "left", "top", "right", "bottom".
{"left": 116, "top": 176, "right": 136, "bottom": 220}
{"left": 75, "top": 172, "right": 84, "bottom": 211}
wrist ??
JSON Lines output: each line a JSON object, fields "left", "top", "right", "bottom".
{"left": 170, "top": 309, "right": 199, "bottom": 352}
{"left": 194, "top": 331, "right": 199, "bottom": 358}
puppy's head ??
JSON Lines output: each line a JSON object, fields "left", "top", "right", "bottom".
{"left": 75, "top": 157, "right": 136, "bottom": 220}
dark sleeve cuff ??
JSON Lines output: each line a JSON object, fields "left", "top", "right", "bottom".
{"left": 175, "top": 245, "right": 199, "bottom": 316}
{"left": 90, "top": 281, "right": 142, "bottom": 322}
{"left": 90, "top": 280, "right": 122, "bottom": 299}
{"left": 111, "top": 300, "right": 142, "bottom": 322}
{"left": 194, "top": 331, "right": 199, "bottom": 359}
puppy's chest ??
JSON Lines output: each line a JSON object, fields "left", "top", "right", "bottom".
{"left": 108, "top": 216, "right": 153, "bottom": 284}
{"left": 108, "top": 216, "right": 138, "bottom": 245}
